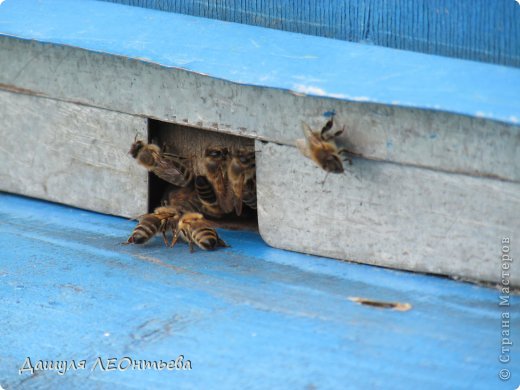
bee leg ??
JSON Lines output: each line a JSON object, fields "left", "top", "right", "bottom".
{"left": 320, "top": 172, "right": 330, "bottom": 187}
{"left": 338, "top": 148, "right": 353, "bottom": 165}
{"left": 322, "top": 124, "right": 344, "bottom": 141}
{"left": 122, "top": 236, "right": 134, "bottom": 245}
{"left": 189, "top": 241, "right": 195, "bottom": 253}
{"left": 217, "top": 238, "right": 230, "bottom": 248}
{"left": 234, "top": 177, "right": 244, "bottom": 216}
{"left": 320, "top": 118, "right": 334, "bottom": 135}
{"left": 161, "top": 231, "right": 169, "bottom": 247}
{"left": 170, "top": 231, "right": 181, "bottom": 248}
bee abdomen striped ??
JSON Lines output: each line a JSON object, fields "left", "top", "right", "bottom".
{"left": 192, "top": 227, "right": 219, "bottom": 250}
{"left": 242, "top": 179, "right": 257, "bottom": 210}
{"left": 195, "top": 176, "right": 218, "bottom": 204}
{"left": 128, "top": 215, "right": 161, "bottom": 244}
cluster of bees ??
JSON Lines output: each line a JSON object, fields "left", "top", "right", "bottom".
{"left": 124, "top": 139, "right": 256, "bottom": 252}
{"left": 124, "top": 114, "right": 350, "bottom": 253}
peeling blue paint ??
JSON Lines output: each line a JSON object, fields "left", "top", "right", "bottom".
{"left": 100, "top": 0, "right": 520, "bottom": 68}
{"left": 0, "top": 192, "right": 516, "bottom": 389}
{"left": 323, "top": 110, "right": 336, "bottom": 118}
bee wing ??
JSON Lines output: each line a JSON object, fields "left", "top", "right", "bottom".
{"left": 129, "top": 212, "right": 150, "bottom": 222}
{"left": 301, "top": 121, "right": 314, "bottom": 139}
{"left": 242, "top": 177, "right": 257, "bottom": 210}
{"left": 296, "top": 138, "right": 311, "bottom": 159}
{"left": 220, "top": 173, "right": 235, "bottom": 214}
{"left": 161, "top": 152, "right": 189, "bottom": 161}
{"left": 212, "top": 172, "right": 229, "bottom": 210}
{"left": 154, "top": 154, "right": 193, "bottom": 186}
{"left": 233, "top": 175, "right": 245, "bottom": 216}
{"left": 153, "top": 210, "right": 177, "bottom": 220}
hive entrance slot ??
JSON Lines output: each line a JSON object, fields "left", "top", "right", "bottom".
{"left": 148, "top": 119, "right": 257, "bottom": 232}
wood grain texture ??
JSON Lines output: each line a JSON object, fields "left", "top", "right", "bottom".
{"left": 152, "top": 121, "right": 254, "bottom": 159}
{"left": 0, "top": 90, "right": 148, "bottom": 217}
{"left": 1, "top": 2, "right": 519, "bottom": 126}
{"left": 102, "top": 0, "right": 520, "bottom": 67}
{"left": 0, "top": 38, "right": 518, "bottom": 183}
{"left": 0, "top": 193, "right": 514, "bottom": 389}
{"left": 256, "top": 141, "right": 520, "bottom": 286}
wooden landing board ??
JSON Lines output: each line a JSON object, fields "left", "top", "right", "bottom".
{"left": 0, "top": 90, "right": 148, "bottom": 217}
{"left": 0, "top": 193, "right": 516, "bottom": 389}
{"left": 256, "top": 141, "right": 520, "bottom": 287}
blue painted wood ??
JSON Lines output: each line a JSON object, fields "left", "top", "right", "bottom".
{"left": 0, "top": 0, "right": 519, "bottom": 126}
{"left": 100, "top": 0, "right": 520, "bottom": 67}
{"left": 0, "top": 192, "right": 517, "bottom": 389}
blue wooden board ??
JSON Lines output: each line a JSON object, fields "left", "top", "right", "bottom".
{"left": 0, "top": 0, "right": 519, "bottom": 126}
{"left": 0, "top": 192, "right": 517, "bottom": 389}
{"left": 101, "top": 0, "right": 520, "bottom": 67}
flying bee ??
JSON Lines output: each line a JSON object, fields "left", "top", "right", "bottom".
{"left": 170, "top": 212, "right": 229, "bottom": 252}
{"left": 194, "top": 175, "right": 224, "bottom": 218}
{"left": 125, "top": 206, "right": 182, "bottom": 246}
{"left": 194, "top": 146, "right": 232, "bottom": 214}
{"left": 227, "top": 148, "right": 256, "bottom": 216}
{"left": 129, "top": 138, "right": 193, "bottom": 187}
{"left": 296, "top": 116, "right": 352, "bottom": 174}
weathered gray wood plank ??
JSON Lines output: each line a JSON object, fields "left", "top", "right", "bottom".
{"left": 256, "top": 141, "right": 520, "bottom": 286}
{"left": 0, "top": 38, "right": 518, "bottom": 182}
{"left": 0, "top": 90, "right": 148, "bottom": 217}
{"left": 153, "top": 121, "right": 254, "bottom": 158}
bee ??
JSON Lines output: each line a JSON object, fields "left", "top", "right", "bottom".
{"left": 194, "top": 175, "right": 225, "bottom": 218}
{"left": 241, "top": 177, "right": 257, "bottom": 211}
{"left": 162, "top": 185, "right": 201, "bottom": 214}
{"left": 227, "top": 149, "right": 256, "bottom": 216}
{"left": 125, "top": 206, "right": 182, "bottom": 246}
{"left": 170, "top": 212, "right": 229, "bottom": 252}
{"left": 129, "top": 139, "right": 193, "bottom": 187}
{"left": 296, "top": 116, "right": 351, "bottom": 174}
{"left": 194, "top": 147, "right": 232, "bottom": 214}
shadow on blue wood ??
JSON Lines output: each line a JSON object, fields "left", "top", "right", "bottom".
{"left": 0, "top": 0, "right": 519, "bottom": 126}
{"left": 0, "top": 192, "right": 516, "bottom": 389}
{"left": 100, "top": 0, "right": 520, "bottom": 67}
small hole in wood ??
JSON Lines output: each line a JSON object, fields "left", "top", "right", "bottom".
{"left": 348, "top": 297, "right": 412, "bottom": 311}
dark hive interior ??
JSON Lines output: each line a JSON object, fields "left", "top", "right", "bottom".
{"left": 148, "top": 119, "right": 258, "bottom": 231}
